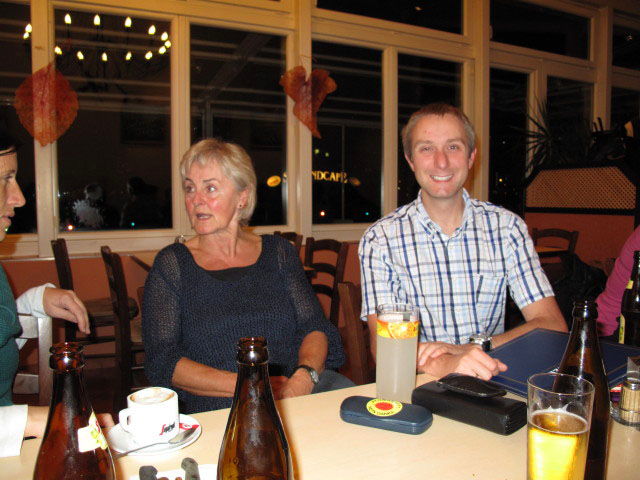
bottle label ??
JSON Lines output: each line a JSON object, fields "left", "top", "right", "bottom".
{"left": 620, "top": 315, "right": 626, "bottom": 344}
{"left": 626, "top": 279, "right": 634, "bottom": 289}
{"left": 77, "top": 411, "right": 108, "bottom": 453}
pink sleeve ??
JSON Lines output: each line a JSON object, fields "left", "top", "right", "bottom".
{"left": 596, "top": 226, "right": 640, "bottom": 336}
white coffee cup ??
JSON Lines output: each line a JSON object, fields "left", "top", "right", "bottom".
{"left": 118, "top": 387, "right": 179, "bottom": 445}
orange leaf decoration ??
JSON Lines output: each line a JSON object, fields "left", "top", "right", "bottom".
{"left": 279, "top": 66, "right": 336, "bottom": 138}
{"left": 14, "top": 62, "right": 78, "bottom": 146}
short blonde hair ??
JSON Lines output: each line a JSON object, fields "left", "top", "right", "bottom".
{"left": 180, "top": 138, "right": 257, "bottom": 225}
{"left": 401, "top": 103, "right": 476, "bottom": 160}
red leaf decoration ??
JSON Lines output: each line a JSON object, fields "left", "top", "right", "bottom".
{"left": 14, "top": 62, "right": 78, "bottom": 146}
{"left": 280, "top": 66, "right": 337, "bottom": 138}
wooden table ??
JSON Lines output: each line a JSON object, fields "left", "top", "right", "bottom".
{"left": 5, "top": 374, "right": 635, "bottom": 479}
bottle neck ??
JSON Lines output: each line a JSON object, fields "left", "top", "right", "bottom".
{"left": 569, "top": 311, "right": 599, "bottom": 349}
{"left": 49, "top": 367, "right": 92, "bottom": 417}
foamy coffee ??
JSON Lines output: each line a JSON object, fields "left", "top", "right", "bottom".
{"left": 131, "top": 387, "right": 174, "bottom": 405}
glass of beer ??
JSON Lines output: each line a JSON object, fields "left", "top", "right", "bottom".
{"left": 527, "top": 373, "right": 594, "bottom": 480}
{"left": 375, "top": 303, "right": 419, "bottom": 403}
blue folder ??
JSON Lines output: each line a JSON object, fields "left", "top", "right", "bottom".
{"left": 488, "top": 328, "right": 640, "bottom": 398}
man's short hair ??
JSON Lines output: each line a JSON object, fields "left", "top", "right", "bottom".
{"left": 0, "top": 129, "right": 20, "bottom": 156}
{"left": 401, "top": 103, "right": 476, "bottom": 159}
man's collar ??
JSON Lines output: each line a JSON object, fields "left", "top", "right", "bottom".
{"left": 415, "top": 189, "right": 471, "bottom": 236}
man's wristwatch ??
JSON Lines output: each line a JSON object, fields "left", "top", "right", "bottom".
{"left": 468, "top": 333, "right": 493, "bottom": 352}
{"left": 294, "top": 365, "right": 319, "bottom": 385}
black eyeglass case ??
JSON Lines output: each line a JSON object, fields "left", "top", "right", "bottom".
{"left": 340, "top": 396, "right": 433, "bottom": 435}
{"left": 411, "top": 377, "right": 527, "bottom": 435}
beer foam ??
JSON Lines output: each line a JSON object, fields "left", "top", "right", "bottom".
{"left": 131, "top": 387, "right": 174, "bottom": 405}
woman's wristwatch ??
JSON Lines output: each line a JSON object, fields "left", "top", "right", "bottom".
{"left": 468, "top": 333, "right": 493, "bottom": 352}
{"left": 294, "top": 365, "right": 319, "bottom": 385}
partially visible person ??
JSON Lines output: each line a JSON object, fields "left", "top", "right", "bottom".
{"left": 120, "top": 176, "right": 163, "bottom": 229}
{"left": 73, "top": 182, "right": 118, "bottom": 230}
{"left": 359, "top": 103, "right": 567, "bottom": 381}
{"left": 596, "top": 225, "right": 640, "bottom": 338}
{"left": 143, "top": 138, "right": 348, "bottom": 414}
{"left": 0, "top": 131, "right": 112, "bottom": 458}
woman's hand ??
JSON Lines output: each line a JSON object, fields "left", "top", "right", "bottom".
{"left": 42, "top": 288, "right": 90, "bottom": 334}
{"left": 275, "top": 370, "right": 314, "bottom": 399}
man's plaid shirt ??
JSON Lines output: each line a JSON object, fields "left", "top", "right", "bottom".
{"left": 359, "top": 190, "right": 554, "bottom": 344}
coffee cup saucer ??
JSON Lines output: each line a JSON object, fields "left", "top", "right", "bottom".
{"left": 106, "top": 414, "right": 201, "bottom": 455}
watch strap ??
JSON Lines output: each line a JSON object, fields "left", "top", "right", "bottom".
{"left": 294, "top": 365, "right": 319, "bottom": 384}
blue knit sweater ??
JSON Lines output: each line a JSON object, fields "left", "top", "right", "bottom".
{"left": 142, "top": 235, "right": 345, "bottom": 414}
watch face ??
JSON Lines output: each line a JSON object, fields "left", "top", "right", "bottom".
{"left": 469, "top": 334, "right": 492, "bottom": 352}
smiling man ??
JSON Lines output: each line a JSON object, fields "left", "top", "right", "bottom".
{"left": 359, "top": 103, "right": 567, "bottom": 380}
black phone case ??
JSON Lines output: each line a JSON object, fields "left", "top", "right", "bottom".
{"left": 436, "top": 373, "right": 507, "bottom": 398}
{"left": 411, "top": 381, "right": 526, "bottom": 435}
{"left": 340, "top": 396, "right": 433, "bottom": 435}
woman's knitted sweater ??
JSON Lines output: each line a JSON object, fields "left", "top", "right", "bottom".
{"left": 142, "top": 234, "right": 345, "bottom": 414}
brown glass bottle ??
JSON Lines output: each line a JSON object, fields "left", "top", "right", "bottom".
{"left": 33, "top": 342, "right": 115, "bottom": 480}
{"left": 217, "top": 337, "right": 293, "bottom": 480}
{"left": 557, "top": 300, "right": 609, "bottom": 480}
{"left": 620, "top": 250, "right": 640, "bottom": 346}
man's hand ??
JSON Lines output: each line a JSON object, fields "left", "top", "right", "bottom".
{"left": 417, "top": 342, "right": 507, "bottom": 380}
{"left": 42, "top": 288, "right": 90, "bottom": 334}
{"left": 276, "top": 370, "right": 315, "bottom": 400}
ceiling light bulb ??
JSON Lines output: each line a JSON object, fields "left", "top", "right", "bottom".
{"left": 125, "top": 51, "right": 132, "bottom": 61}
{"left": 25, "top": 24, "right": 32, "bottom": 33}
{"left": 164, "top": 40, "right": 171, "bottom": 48}
{"left": 64, "top": 14, "right": 72, "bottom": 25}
{"left": 77, "top": 50, "right": 84, "bottom": 60}
{"left": 148, "top": 25, "right": 156, "bottom": 35}
{"left": 145, "top": 50, "right": 153, "bottom": 60}
{"left": 125, "top": 17, "right": 132, "bottom": 28}
{"left": 54, "top": 46, "right": 62, "bottom": 55}
{"left": 161, "top": 32, "right": 168, "bottom": 41}
{"left": 158, "top": 46, "right": 166, "bottom": 54}
{"left": 93, "top": 14, "right": 101, "bottom": 26}
{"left": 101, "top": 52, "right": 108, "bottom": 62}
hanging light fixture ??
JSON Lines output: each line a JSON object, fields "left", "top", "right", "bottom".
{"left": 125, "top": 51, "right": 132, "bottom": 61}
{"left": 25, "top": 24, "right": 32, "bottom": 33}
{"left": 161, "top": 32, "right": 168, "bottom": 41}
{"left": 148, "top": 25, "right": 156, "bottom": 35}
{"left": 93, "top": 14, "right": 101, "bottom": 26}
{"left": 145, "top": 50, "right": 153, "bottom": 60}
{"left": 101, "top": 52, "right": 108, "bottom": 62}
{"left": 54, "top": 46, "right": 63, "bottom": 55}
{"left": 64, "top": 13, "right": 72, "bottom": 24}
{"left": 23, "top": 32, "right": 29, "bottom": 40}
{"left": 77, "top": 50, "right": 84, "bottom": 60}
{"left": 158, "top": 46, "right": 166, "bottom": 54}
{"left": 124, "top": 17, "right": 132, "bottom": 28}
{"left": 164, "top": 40, "right": 171, "bottom": 48}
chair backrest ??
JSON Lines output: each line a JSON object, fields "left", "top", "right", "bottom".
{"left": 100, "top": 246, "right": 134, "bottom": 398}
{"left": 338, "top": 282, "right": 373, "bottom": 385}
{"left": 50, "top": 239, "right": 74, "bottom": 290}
{"left": 274, "top": 231, "right": 303, "bottom": 256}
{"left": 304, "top": 237, "right": 349, "bottom": 327}
{"left": 13, "top": 315, "right": 53, "bottom": 406}
{"left": 531, "top": 228, "right": 579, "bottom": 254}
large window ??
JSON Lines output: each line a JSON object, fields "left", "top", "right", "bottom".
{"left": 489, "top": 69, "right": 528, "bottom": 215}
{"left": 316, "top": 0, "right": 462, "bottom": 35}
{"left": 0, "top": 1, "right": 36, "bottom": 234}
{"left": 190, "top": 25, "right": 286, "bottom": 227}
{"left": 397, "top": 54, "right": 460, "bottom": 207}
{"left": 491, "top": 0, "right": 589, "bottom": 59}
{"left": 311, "top": 41, "right": 382, "bottom": 224}
{"left": 54, "top": 9, "right": 172, "bottom": 232}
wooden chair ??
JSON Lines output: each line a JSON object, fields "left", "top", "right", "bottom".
{"left": 304, "top": 237, "right": 348, "bottom": 328}
{"left": 274, "top": 231, "right": 303, "bottom": 256}
{"left": 100, "top": 246, "right": 147, "bottom": 412}
{"left": 338, "top": 282, "right": 374, "bottom": 385}
{"left": 50, "top": 239, "right": 139, "bottom": 356}
{"left": 531, "top": 228, "right": 579, "bottom": 255}
{"left": 13, "top": 315, "right": 53, "bottom": 406}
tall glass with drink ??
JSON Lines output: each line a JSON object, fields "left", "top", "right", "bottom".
{"left": 527, "top": 373, "right": 594, "bottom": 480}
{"left": 375, "top": 303, "right": 419, "bottom": 403}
